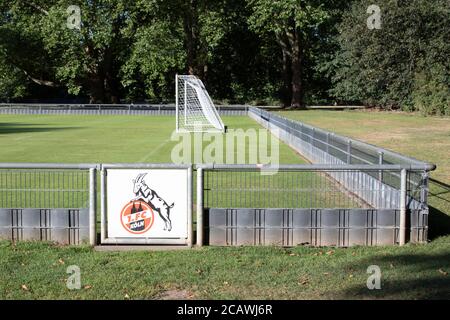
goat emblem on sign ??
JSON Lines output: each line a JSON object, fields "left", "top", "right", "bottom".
{"left": 120, "top": 173, "right": 175, "bottom": 234}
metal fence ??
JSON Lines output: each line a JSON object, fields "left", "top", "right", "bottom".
{"left": 0, "top": 163, "right": 97, "bottom": 245}
{"left": 196, "top": 164, "right": 432, "bottom": 247}
{"left": 0, "top": 106, "right": 438, "bottom": 247}
{"left": 248, "top": 107, "right": 435, "bottom": 210}
{"left": 201, "top": 166, "right": 420, "bottom": 209}
{"left": 0, "top": 103, "right": 248, "bottom": 116}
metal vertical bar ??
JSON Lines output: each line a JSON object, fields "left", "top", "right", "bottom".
{"left": 399, "top": 169, "right": 407, "bottom": 246}
{"left": 184, "top": 79, "right": 187, "bottom": 126}
{"left": 196, "top": 167, "right": 204, "bottom": 247}
{"left": 378, "top": 152, "right": 384, "bottom": 208}
{"left": 89, "top": 168, "right": 97, "bottom": 246}
{"left": 420, "top": 171, "right": 429, "bottom": 206}
{"left": 187, "top": 166, "right": 193, "bottom": 247}
{"left": 378, "top": 152, "right": 384, "bottom": 180}
{"left": 100, "top": 168, "right": 107, "bottom": 243}
{"left": 347, "top": 140, "right": 352, "bottom": 164}
{"left": 175, "top": 74, "right": 179, "bottom": 132}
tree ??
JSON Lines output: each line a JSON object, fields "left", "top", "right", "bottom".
{"left": 330, "top": 0, "right": 449, "bottom": 115}
{"left": 247, "top": 0, "right": 329, "bottom": 108}
{"left": 1, "top": 0, "right": 146, "bottom": 103}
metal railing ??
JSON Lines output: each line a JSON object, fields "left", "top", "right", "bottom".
{"left": 195, "top": 163, "right": 433, "bottom": 246}
{"left": 249, "top": 107, "right": 435, "bottom": 210}
{"left": 0, "top": 103, "right": 249, "bottom": 116}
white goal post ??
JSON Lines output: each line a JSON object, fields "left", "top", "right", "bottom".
{"left": 176, "top": 74, "right": 225, "bottom": 133}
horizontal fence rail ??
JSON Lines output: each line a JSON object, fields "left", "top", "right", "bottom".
{"left": 0, "top": 103, "right": 248, "bottom": 116}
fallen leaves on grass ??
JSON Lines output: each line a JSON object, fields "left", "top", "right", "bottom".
{"left": 298, "top": 276, "right": 309, "bottom": 286}
{"left": 83, "top": 285, "right": 92, "bottom": 290}
{"left": 21, "top": 284, "right": 29, "bottom": 291}
{"left": 58, "top": 258, "right": 65, "bottom": 265}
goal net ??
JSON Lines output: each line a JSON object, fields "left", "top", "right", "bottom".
{"left": 176, "top": 74, "right": 225, "bottom": 133}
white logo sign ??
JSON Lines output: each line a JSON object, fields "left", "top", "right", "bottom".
{"left": 106, "top": 169, "right": 189, "bottom": 238}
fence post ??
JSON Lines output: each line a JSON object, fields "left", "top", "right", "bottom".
{"left": 399, "top": 168, "right": 407, "bottom": 245}
{"left": 187, "top": 165, "right": 193, "bottom": 247}
{"left": 196, "top": 167, "right": 204, "bottom": 247}
{"left": 89, "top": 168, "right": 97, "bottom": 246}
{"left": 378, "top": 152, "right": 384, "bottom": 181}
{"left": 378, "top": 152, "right": 384, "bottom": 208}
{"left": 347, "top": 140, "right": 352, "bottom": 164}
{"left": 420, "top": 171, "right": 429, "bottom": 207}
{"left": 100, "top": 168, "right": 107, "bottom": 243}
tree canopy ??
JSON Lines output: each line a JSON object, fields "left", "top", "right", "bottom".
{"left": 0, "top": 0, "right": 448, "bottom": 114}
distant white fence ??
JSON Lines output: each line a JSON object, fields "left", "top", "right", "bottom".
{"left": 0, "top": 103, "right": 248, "bottom": 116}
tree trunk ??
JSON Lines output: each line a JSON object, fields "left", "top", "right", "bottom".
{"left": 276, "top": 32, "right": 293, "bottom": 108}
{"left": 290, "top": 31, "right": 304, "bottom": 109}
{"left": 103, "top": 48, "right": 120, "bottom": 104}
{"left": 88, "top": 75, "right": 106, "bottom": 104}
{"left": 183, "top": 0, "right": 206, "bottom": 79}
{"left": 281, "top": 49, "right": 292, "bottom": 107}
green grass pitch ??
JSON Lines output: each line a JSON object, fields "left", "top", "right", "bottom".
{"left": 0, "top": 112, "right": 448, "bottom": 300}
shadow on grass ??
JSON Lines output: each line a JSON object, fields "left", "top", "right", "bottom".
{"left": 336, "top": 252, "right": 450, "bottom": 300}
{"left": 0, "top": 123, "right": 81, "bottom": 135}
{"left": 428, "top": 178, "right": 450, "bottom": 240}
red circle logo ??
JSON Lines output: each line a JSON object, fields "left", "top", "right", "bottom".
{"left": 120, "top": 200, "right": 154, "bottom": 234}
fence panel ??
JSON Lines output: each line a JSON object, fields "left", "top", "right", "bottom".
{"left": 0, "top": 164, "right": 96, "bottom": 245}
{"left": 248, "top": 107, "right": 434, "bottom": 211}
{"left": 198, "top": 165, "right": 430, "bottom": 247}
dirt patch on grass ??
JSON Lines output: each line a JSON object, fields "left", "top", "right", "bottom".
{"left": 157, "top": 289, "right": 195, "bottom": 300}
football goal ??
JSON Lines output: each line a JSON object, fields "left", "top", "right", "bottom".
{"left": 176, "top": 74, "right": 225, "bottom": 133}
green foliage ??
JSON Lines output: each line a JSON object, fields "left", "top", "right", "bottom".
{"left": 330, "top": 0, "right": 450, "bottom": 114}
{"left": 0, "top": 0, "right": 448, "bottom": 113}
{"left": 413, "top": 71, "right": 450, "bottom": 116}
{"left": 0, "top": 53, "right": 28, "bottom": 99}
{"left": 121, "top": 21, "right": 185, "bottom": 101}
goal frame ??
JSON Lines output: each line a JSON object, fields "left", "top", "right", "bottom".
{"left": 175, "top": 74, "right": 225, "bottom": 133}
